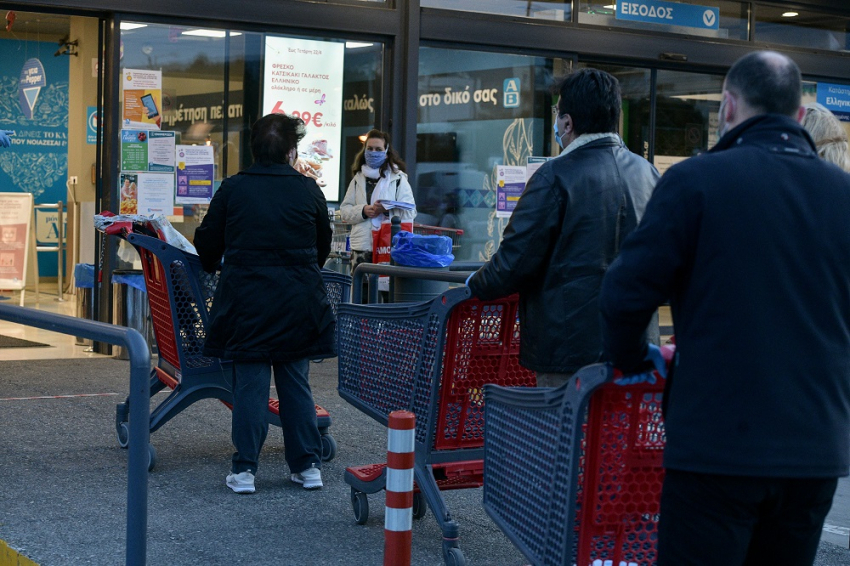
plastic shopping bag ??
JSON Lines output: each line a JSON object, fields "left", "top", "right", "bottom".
{"left": 390, "top": 231, "right": 454, "bottom": 268}
{"left": 371, "top": 219, "right": 413, "bottom": 263}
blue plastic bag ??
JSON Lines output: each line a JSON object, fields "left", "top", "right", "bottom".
{"left": 74, "top": 263, "right": 95, "bottom": 289}
{"left": 390, "top": 231, "right": 454, "bottom": 268}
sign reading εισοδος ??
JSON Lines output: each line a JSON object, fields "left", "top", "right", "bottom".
{"left": 617, "top": 0, "right": 719, "bottom": 30}
{"left": 816, "top": 82, "right": 850, "bottom": 119}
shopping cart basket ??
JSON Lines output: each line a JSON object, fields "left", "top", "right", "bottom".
{"left": 483, "top": 350, "right": 672, "bottom": 566}
{"left": 337, "top": 285, "right": 536, "bottom": 566}
{"left": 106, "top": 222, "right": 347, "bottom": 470}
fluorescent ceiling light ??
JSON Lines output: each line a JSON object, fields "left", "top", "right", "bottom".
{"left": 603, "top": 4, "right": 616, "bottom": 9}
{"left": 671, "top": 93, "right": 723, "bottom": 102}
{"left": 781, "top": 11, "right": 799, "bottom": 17}
{"left": 120, "top": 23, "right": 148, "bottom": 31}
{"left": 183, "top": 29, "right": 227, "bottom": 38}
{"left": 345, "top": 41, "right": 374, "bottom": 49}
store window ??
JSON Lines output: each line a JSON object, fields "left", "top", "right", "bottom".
{"left": 119, "top": 23, "right": 383, "bottom": 242}
{"left": 654, "top": 69, "right": 723, "bottom": 172}
{"left": 421, "top": 0, "right": 571, "bottom": 22}
{"left": 578, "top": 0, "right": 749, "bottom": 41}
{"left": 417, "top": 47, "right": 562, "bottom": 261}
{"left": 754, "top": 5, "right": 849, "bottom": 52}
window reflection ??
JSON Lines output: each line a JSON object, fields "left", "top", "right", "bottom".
{"left": 755, "top": 6, "right": 849, "bottom": 52}
{"left": 422, "top": 0, "right": 571, "bottom": 21}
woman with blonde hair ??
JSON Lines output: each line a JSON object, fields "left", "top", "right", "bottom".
{"left": 801, "top": 103, "right": 850, "bottom": 172}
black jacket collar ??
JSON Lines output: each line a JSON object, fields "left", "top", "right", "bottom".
{"left": 240, "top": 163, "right": 302, "bottom": 176}
{"left": 711, "top": 114, "right": 817, "bottom": 156}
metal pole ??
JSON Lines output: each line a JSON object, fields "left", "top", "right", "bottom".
{"left": 57, "top": 201, "right": 65, "bottom": 301}
{"left": 0, "top": 304, "right": 150, "bottom": 565}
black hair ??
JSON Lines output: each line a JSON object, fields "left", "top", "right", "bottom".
{"left": 250, "top": 113, "right": 306, "bottom": 165}
{"left": 555, "top": 68, "right": 621, "bottom": 135}
{"left": 351, "top": 129, "right": 407, "bottom": 177}
{"left": 725, "top": 51, "right": 801, "bottom": 117}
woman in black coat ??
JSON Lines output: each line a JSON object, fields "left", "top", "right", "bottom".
{"left": 194, "top": 113, "right": 335, "bottom": 494}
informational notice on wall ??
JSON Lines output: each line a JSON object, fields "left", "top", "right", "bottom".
{"left": 175, "top": 145, "right": 215, "bottom": 204}
{"left": 0, "top": 193, "right": 33, "bottom": 290}
{"left": 496, "top": 165, "right": 527, "bottom": 218}
{"left": 526, "top": 156, "right": 551, "bottom": 182}
{"left": 119, "top": 172, "right": 174, "bottom": 215}
{"left": 263, "top": 36, "right": 344, "bottom": 202}
{"left": 122, "top": 68, "right": 163, "bottom": 130}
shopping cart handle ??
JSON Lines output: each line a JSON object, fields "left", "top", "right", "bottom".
{"left": 611, "top": 343, "right": 675, "bottom": 383}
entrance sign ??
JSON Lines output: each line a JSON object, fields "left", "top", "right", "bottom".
{"left": 263, "top": 36, "right": 344, "bottom": 202}
{"left": 617, "top": 0, "right": 719, "bottom": 30}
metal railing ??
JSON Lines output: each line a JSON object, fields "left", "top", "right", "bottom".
{"left": 0, "top": 303, "right": 151, "bottom": 565}
{"left": 351, "top": 263, "right": 473, "bottom": 304}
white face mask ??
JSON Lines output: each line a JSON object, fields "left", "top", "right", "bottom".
{"left": 717, "top": 94, "right": 729, "bottom": 139}
{"left": 288, "top": 149, "right": 297, "bottom": 166}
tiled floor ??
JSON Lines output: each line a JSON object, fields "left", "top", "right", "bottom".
{"left": 0, "top": 283, "right": 110, "bottom": 361}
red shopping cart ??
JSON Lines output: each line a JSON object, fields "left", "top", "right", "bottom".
{"left": 483, "top": 348, "right": 673, "bottom": 566}
{"left": 103, "top": 218, "right": 347, "bottom": 470}
{"left": 337, "top": 285, "right": 536, "bottom": 566}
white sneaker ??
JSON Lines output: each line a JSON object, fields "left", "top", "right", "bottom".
{"left": 226, "top": 471, "right": 255, "bottom": 494}
{"left": 290, "top": 464, "right": 323, "bottom": 490}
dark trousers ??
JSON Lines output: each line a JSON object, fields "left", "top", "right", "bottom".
{"left": 658, "top": 469, "right": 837, "bottom": 566}
{"left": 230, "top": 359, "right": 321, "bottom": 476}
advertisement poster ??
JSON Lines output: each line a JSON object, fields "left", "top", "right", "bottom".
{"left": 121, "top": 130, "right": 149, "bottom": 171}
{"left": 495, "top": 165, "right": 527, "bottom": 218}
{"left": 122, "top": 68, "right": 162, "bottom": 130}
{"left": 0, "top": 41, "right": 69, "bottom": 278}
{"left": 119, "top": 173, "right": 174, "bottom": 215}
{"left": 0, "top": 193, "right": 33, "bottom": 290}
{"left": 817, "top": 82, "right": 850, "bottom": 121}
{"left": 175, "top": 145, "right": 215, "bottom": 204}
{"left": 86, "top": 106, "right": 100, "bottom": 144}
{"left": 263, "top": 36, "right": 344, "bottom": 202}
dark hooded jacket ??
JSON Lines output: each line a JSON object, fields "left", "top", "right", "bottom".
{"left": 601, "top": 115, "right": 850, "bottom": 477}
{"left": 194, "top": 163, "right": 335, "bottom": 362}
{"left": 468, "top": 136, "right": 659, "bottom": 374}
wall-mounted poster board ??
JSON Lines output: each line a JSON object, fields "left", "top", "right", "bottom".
{"left": 0, "top": 193, "right": 35, "bottom": 306}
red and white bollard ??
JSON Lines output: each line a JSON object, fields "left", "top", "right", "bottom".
{"left": 384, "top": 410, "right": 415, "bottom": 566}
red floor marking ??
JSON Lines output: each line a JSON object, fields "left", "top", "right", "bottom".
{"left": 0, "top": 393, "right": 119, "bottom": 401}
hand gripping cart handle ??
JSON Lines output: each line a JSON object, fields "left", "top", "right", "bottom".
{"left": 105, "top": 220, "right": 348, "bottom": 470}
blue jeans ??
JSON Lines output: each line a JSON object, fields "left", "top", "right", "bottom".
{"left": 230, "top": 358, "right": 321, "bottom": 475}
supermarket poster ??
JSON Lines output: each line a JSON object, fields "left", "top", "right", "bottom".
{"left": 0, "top": 193, "right": 33, "bottom": 290}
{"left": 263, "top": 36, "right": 344, "bottom": 202}
{"left": 122, "top": 68, "right": 162, "bottom": 130}
{"left": 175, "top": 145, "right": 214, "bottom": 204}
{"left": 495, "top": 165, "right": 527, "bottom": 218}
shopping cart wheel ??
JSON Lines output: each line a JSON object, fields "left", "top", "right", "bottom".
{"left": 115, "top": 403, "right": 130, "bottom": 448}
{"left": 148, "top": 444, "right": 157, "bottom": 472}
{"left": 443, "top": 546, "right": 466, "bottom": 566}
{"left": 412, "top": 491, "right": 427, "bottom": 520}
{"left": 351, "top": 487, "right": 369, "bottom": 525}
{"left": 321, "top": 434, "right": 338, "bottom": 462}
{"left": 116, "top": 421, "right": 130, "bottom": 449}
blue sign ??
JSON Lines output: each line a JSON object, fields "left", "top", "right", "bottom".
{"left": 503, "top": 78, "right": 520, "bottom": 108}
{"left": 18, "top": 58, "right": 47, "bottom": 119}
{"left": 86, "top": 106, "right": 100, "bottom": 144}
{"left": 617, "top": 0, "right": 719, "bottom": 30}
{"left": 816, "top": 82, "right": 850, "bottom": 118}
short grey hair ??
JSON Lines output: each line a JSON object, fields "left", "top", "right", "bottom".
{"left": 801, "top": 103, "right": 850, "bottom": 173}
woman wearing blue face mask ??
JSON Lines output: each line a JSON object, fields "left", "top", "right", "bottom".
{"left": 340, "top": 129, "right": 417, "bottom": 274}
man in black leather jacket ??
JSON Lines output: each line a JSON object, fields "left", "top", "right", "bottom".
{"left": 467, "top": 68, "right": 659, "bottom": 386}
{"left": 600, "top": 51, "right": 850, "bottom": 565}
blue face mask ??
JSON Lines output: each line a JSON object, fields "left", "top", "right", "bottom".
{"left": 365, "top": 149, "right": 387, "bottom": 169}
{"left": 553, "top": 123, "right": 565, "bottom": 149}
